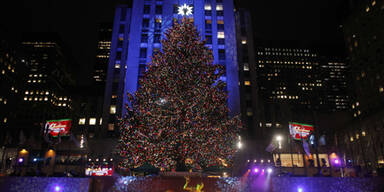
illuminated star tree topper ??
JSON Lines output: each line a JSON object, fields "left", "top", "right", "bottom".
{"left": 178, "top": 4, "right": 193, "bottom": 16}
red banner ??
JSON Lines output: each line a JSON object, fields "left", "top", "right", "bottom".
{"left": 45, "top": 119, "right": 72, "bottom": 137}
{"left": 289, "top": 122, "right": 314, "bottom": 140}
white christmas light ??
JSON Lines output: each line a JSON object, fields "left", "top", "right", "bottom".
{"left": 178, "top": 4, "right": 193, "bottom": 16}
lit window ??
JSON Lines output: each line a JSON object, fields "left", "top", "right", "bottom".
{"left": 110, "top": 105, "right": 116, "bottom": 114}
{"left": 241, "top": 40, "right": 247, "bottom": 44}
{"left": 115, "top": 64, "right": 120, "bottom": 68}
{"left": 25, "top": 91, "right": 29, "bottom": 95}
{"left": 24, "top": 97, "right": 28, "bottom": 101}
{"left": 63, "top": 103, "right": 67, "bottom": 106}
{"left": 246, "top": 111, "right": 253, "bottom": 116}
{"left": 362, "top": 131, "right": 366, "bottom": 136}
{"left": 217, "top": 32, "right": 225, "bottom": 39}
{"left": 59, "top": 97, "right": 63, "bottom": 101}
{"left": 89, "top": 118, "right": 96, "bottom": 125}
{"left": 64, "top": 97, "right": 67, "bottom": 101}
{"left": 108, "top": 124, "right": 114, "bottom": 131}
{"left": 379, "top": 87, "right": 383, "bottom": 92}
{"left": 244, "top": 81, "right": 251, "bottom": 86}
{"left": 372, "top": 0, "right": 376, "bottom": 6}
{"left": 44, "top": 97, "right": 48, "bottom": 101}
{"left": 243, "top": 63, "right": 249, "bottom": 71}
{"left": 99, "top": 118, "right": 103, "bottom": 125}
{"left": 216, "top": 4, "right": 223, "bottom": 11}
{"left": 366, "top": 6, "right": 370, "bottom": 12}
{"left": 3, "top": 117, "right": 7, "bottom": 123}
{"left": 204, "top": 4, "right": 211, "bottom": 10}
{"left": 79, "top": 118, "right": 86, "bottom": 125}
{"left": 112, "top": 95, "right": 117, "bottom": 99}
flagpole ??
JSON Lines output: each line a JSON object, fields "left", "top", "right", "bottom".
{"left": 289, "top": 135, "right": 295, "bottom": 174}
{"left": 300, "top": 129, "right": 307, "bottom": 176}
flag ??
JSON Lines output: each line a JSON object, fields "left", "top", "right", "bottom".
{"left": 302, "top": 139, "right": 311, "bottom": 158}
{"left": 319, "top": 135, "right": 326, "bottom": 146}
{"left": 289, "top": 122, "right": 314, "bottom": 140}
{"left": 265, "top": 142, "right": 277, "bottom": 153}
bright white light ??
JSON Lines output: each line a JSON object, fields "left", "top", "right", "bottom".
{"left": 298, "top": 187, "right": 303, "bottom": 192}
{"left": 267, "top": 168, "right": 273, "bottom": 173}
{"left": 178, "top": 4, "right": 193, "bottom": 16}
{"left": 54, "top": 186, "right": 61, "bottom": 192}
{"left": 237, "top": 141, "right": 242, "bottom": 149}
{"left": 276, "top": 135, "right": 283, "bottom": 141}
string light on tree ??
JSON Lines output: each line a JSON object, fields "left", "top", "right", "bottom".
{"left": 117, "top": 18, "right": 242, "bottom": 171}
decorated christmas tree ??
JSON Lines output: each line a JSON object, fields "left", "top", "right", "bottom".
{"left": 118, "top": 18, "right": 241, "bottom": 171}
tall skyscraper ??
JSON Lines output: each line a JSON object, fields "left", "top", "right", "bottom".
{"left": 102, "top": 0, "right": 240, "bottom": 137}
{"left": 93, "top": 22, "right": 113, "bottom": 86}
{"left": 0, "top": 40, "right": 25, "bottom": 147}
{"left": 236, "top": 42, "right": 351, "bottom": 161}
{"left": 336, "top": 0, "right": 384, "bottom": 170}
{"left": 20, "top": 33, "right": 75, "bottom": 125}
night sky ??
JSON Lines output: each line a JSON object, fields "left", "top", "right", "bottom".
{"left": 1, "top": 0, "right": 348, "bottom": 85}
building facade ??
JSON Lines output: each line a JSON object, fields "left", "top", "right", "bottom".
{"left": 93, "top": 22, "right": 113, "bottom": 86}
{"left": 102, "top": 0, "right": 240, "bottom": 139}
{"left": 336, "top": 0, "right": 384, "bottom": 171}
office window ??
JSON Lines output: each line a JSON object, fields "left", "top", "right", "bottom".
{"left": 206, "top": 35, "right": 212, "bottom": 44}
{"left": 205, "top": 4, "right": 212, "bottom": 15}
{"left": 143, "top": 5, "right": 150, "bottom": 14}
{"left": 140, "top": 48, "right": 147, "bottom": 58}
{"left": 141, "top": 34, "right": 148, "bottom": 43}
{"left": 205, "top": 20, "right": 212, "bottom": 31}
{"left": 155, "top": 5, "right": 162, "bottom": 14}
{"left": 217, "top": 20, "right": 224, "bottom": 31}
{"left": 108, "top": 124, "right": 114, "bottom": 131}
{"left": 217, "top": 31, "right": 225, "bottom": 39}
{"left": 154, "top": 34, "right": 161, "bottom": 43}
{"left": 79, "top": 118, "right": 86, "bottom": 125}
{"left": 173, "top": 4, "right": 178, "bottom": 13}
{"left": 110, "top": 105, "right": 116, "bottom": 114}
{"left": 218, "top": 49, "right": 225, "bottom": 60}
{"left": 120, "top": 8, "right": 127, "bottom": 21}
{"left": 244, "top": 63, "right": 249, "bottom": 71}
{"left": 119, "top": 24, "right": 125, "bottom": 33}
{"left": 218, "top": 38, "right": 225, "bottom": 44}
{"left": 142, "top": 19, "right": 149, "bottom": 29}
{"left": 116, "top": 51, "right": 122, "bottom": 60}
{"left": 89, "top": 118, "right": 96, "bottom": 125}
{"left": 139, "top": 64, "right": 146, "bottom": 76}
{"left": 155, "top": 19, "right": 162, "bottom": 31}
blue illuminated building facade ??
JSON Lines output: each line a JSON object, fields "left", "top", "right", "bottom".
{"left": 102, "top": 0, "right": 240, "bottom": 136}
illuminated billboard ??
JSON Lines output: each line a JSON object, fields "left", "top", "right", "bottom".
{"left": 45, "top": 119, "right": 72, "bottom": 137}
{"left": 85, "top": 167, "right": 113, "bottom": 176}
{"left": 289, "top": 122, "right": 314, "bottom": 140}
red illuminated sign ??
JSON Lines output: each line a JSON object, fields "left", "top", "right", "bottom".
{"left": 289, "top": 122, "right": 314, "bottom": 140}
{"left": 45, "top": 119, "right": 72, "bottom": 137}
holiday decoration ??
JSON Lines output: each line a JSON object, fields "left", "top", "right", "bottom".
{"left": 117, "top": 18, "right": 241, "bottom": 171}
{"left": 44, "top": 119, "right": 72, "bottom": 137}
{"left": 289, "top": 122, "right": 314, "bottom": 140}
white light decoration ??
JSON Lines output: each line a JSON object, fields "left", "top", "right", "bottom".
{"left": 178, "top": 4, "right": 193, "bottom": 16}
{"left": 80, "top": 134, "right": 85, "bottom": 148}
